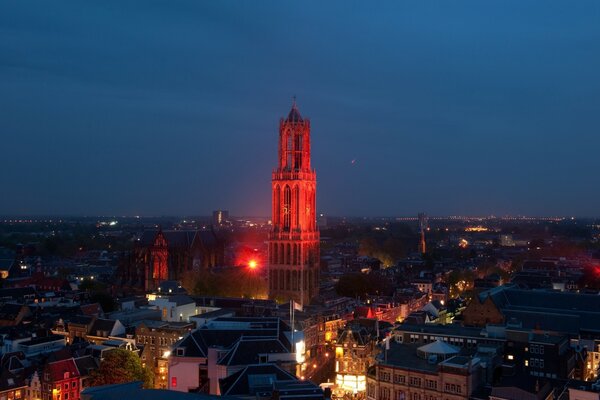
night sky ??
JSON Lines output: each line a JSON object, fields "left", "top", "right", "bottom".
{"left": 2, "top": 1, "right": 600, "bottom": 217}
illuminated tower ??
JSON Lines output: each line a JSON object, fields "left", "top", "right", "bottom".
{"left": 149, "top": 229, "right": 168, "bottom": 289}
{"left": 418, "top": 212, "right": 428, "bottom": 254}
{"left": 268, "top": 100, "right": 320, "bottom": 306}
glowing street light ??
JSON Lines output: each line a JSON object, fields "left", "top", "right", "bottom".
{"left": 248, "top": 259, "right": 258, "bottom": 269}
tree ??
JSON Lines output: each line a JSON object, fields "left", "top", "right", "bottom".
{"left": 89, "top": 292, "right": 116, "bottom": 313}
{"left": 335, "top": 273, "right": 393, "bottom": 299}
{"left": 90, "top": 349, "right": 153, "bottom": 388}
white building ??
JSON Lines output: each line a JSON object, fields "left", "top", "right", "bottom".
{"left": 149, "top": 295, "right": 197, "bottom": 322}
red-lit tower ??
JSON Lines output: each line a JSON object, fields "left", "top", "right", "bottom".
{"left": 269, "top": 100, "right": 320, "bottom": 306}
{"left": 149, "top": 229, "right": 168, "bottom": 288}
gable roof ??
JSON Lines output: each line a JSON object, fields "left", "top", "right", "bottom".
{"left": 0, "top": 369, "right": 27, "bottom": 391}
{"left": 175, "top": 318, "right": 291, "bottom": 358}
{"left": 74, "top": 355, "right": 98, "bottom": 377}
{"left": 218, "top": 337, "right": 289, "bottom": 366}
{"left": 45, "top": 358, "right": 80, "bottom": 381}
{"left": 89, "top": 319, "right": 118, "bottom": 336}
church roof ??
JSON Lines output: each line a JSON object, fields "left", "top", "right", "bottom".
{"left": 285, "top": 101, "right": 303, "bottom": 123}
{"left": 139, "top": 230, "right": 219, "bottom": 249}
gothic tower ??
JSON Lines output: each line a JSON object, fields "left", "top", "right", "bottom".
{"left": 268, "top": 100, "right": 320, "bottom": 306}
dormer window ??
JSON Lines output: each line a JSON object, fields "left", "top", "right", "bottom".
{"left": 176, "top": 348, "right": 185, "bottom": 356}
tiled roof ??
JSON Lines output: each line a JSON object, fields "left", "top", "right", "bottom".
{"left": 45, "top": 358, "right": 80, "bottom": 381}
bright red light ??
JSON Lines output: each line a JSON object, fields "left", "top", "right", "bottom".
{"left": 248, "top": 259, "right": 258, "bottom": 269}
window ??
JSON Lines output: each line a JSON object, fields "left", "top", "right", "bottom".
{"left": 64, "top": 383, "right": 69, "bottom": 390}
{"left": 380, "top": 371, "right": 391, "bottom": 382}
{"left": 367, "top": 384, "right": 375, "bottom": 398}
{"left": 393, "top": 375, "right": 405, "bottom": 384}
{"left": 425, "top": 380, "right": 436, "bottom": 390}
{"left": 445, "top": 383, "right": 460, "bottom": 393}
{"left": 395, "top": 390, "right": 405, "bottom": 400}
{"left": 409, "top": 377, "right": 421, "bottom": 387}
{"left": 381, "top": 388, "right": 390, "bottom": 400}
{"left": 71, "top": 382, "right": 76, "bottom": 389}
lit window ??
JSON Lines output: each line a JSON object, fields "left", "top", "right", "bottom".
{"left": 507, "top": 355, "right": 514, "bottom": 360}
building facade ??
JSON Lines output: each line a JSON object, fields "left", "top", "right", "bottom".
{"left": 268, "top": 101, "right": 320, "bottom": 306}
{"left": 366, "top": 342, "right": 484, "bottom": 400}
{"left": 335, "top": 325, "right": 377, "bottom": 397}
{"left": 136, "top": 321, "right": 193, "bottom": 389}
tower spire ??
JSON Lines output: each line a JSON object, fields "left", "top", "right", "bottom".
{"left": 286, "top": 96, "right": 303, "bottom": 123}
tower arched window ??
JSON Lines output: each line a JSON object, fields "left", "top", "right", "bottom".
{"left": 274, "top": 185, "right": 281, "bottom": 226}
{"left": 283, "top": 186, "right": 291, "bottom": 230}
{"left": 286, "top": 133, "right": 293, "bottom": 170}
{"left": 294, "top": 134, "right": 303, "bottom": 170}
{"left": 293, "top": 186, "right": 300, "bottom": 229}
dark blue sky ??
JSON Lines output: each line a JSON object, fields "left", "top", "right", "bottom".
{"left": 2, "top": 1, "right": 600, "bottom": 217}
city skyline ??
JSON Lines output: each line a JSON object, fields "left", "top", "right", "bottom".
{"left": 2, "top": 1, "right": 600, "bottom": 217}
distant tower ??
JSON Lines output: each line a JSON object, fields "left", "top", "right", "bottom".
{"left": 212, "top": 210, "right": 229, "bottom": 226}
{"left": 268, "top": 100, "right": 320, "bottom": 306}
{"left": 418, "top": 213, "right": 428, "bottom": 254}
{"left": 148, "top": 229, "right": 168, "bottom": 289}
